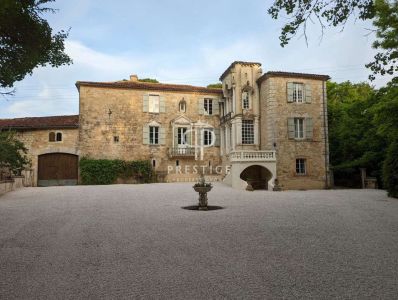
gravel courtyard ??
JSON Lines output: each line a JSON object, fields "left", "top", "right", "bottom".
{"left": 0, "top": 184, "right": 397, "bottom": 299}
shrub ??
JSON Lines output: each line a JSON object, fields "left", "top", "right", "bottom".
{"left": 383, "top": 139, "right": 398, "bottom": 198}
{"left": 79, "top": 158, "right": 154, "bottom": 185}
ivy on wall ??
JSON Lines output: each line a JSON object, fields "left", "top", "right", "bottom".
{"left": 79, "top": 158, "right": 154, "bottom": 185}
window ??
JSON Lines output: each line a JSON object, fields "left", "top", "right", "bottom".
{"left": 176, "top": 160, "right": 179, "bottom": 166}
{"left": 177, "top": 127, "right": 187, "bottom": 145}
{"left": 242, "top": 91, "right": 250, "bottom": 109}
{"left": 204, "top": 98, "right": 213, "bottom": 115}
{"left": 242, "top": 120, "right": 254, "bottom": 144}
{"left": 203, "top": 129, "right": 213, "bottom": 146}
{"left": 149, "top": 126, "right": 159, "bottom": 144}
{"left": 294, "top": 118, "right": 304, "bottom": 139}
{"left": 149, "top": 95, "right": 160, "bottom": 113}
{"left": 49, "top": 132, "right": 55, "bottom": 142}
{"left": 113, "top": 136, "right": 119, "bottom": 143}
{"left": 179, "top": 100, "right": 186, "bottom": 112}
{"left": 293, "top": 83, "right": 304, "bottom": 103}
{"left": 49, "top": 132, "right": 62, "bottom": 142}
{"left": 296, "top": 159, "right": 306, "bottom": 175}
{"left": 152, "top": 159, "right": 156, "bottom": 168}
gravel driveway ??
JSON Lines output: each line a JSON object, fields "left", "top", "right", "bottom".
{"left": 0, "top": 183, "right": 397, "bottom": 299}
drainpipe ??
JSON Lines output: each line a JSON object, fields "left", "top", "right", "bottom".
{"left": 322, "top": 81, "right": 330, "bottom": 189}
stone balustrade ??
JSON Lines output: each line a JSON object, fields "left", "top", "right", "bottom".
{"left": 229, "top": 150, "right": 276, "bottom": 162}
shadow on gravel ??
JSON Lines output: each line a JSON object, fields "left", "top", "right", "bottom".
{"left": 182, "top": 205, "right": 224, "bottom": 211}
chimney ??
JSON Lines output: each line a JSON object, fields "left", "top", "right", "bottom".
{"left": 130, "top": 74, "right": 138, "bottom": 82}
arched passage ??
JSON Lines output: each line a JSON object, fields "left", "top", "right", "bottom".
{"left": 38, "top": 153, "right": 78, "bottom": 186}
{"left": 240, "top": 165, "right": 272, "bottom": 190}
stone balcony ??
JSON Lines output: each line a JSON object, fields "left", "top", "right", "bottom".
{"left": 168, "top": 147, "right": 195, "bottom": 157}
{"left": 229, "top": 150, "right": 276, "bottom": 162}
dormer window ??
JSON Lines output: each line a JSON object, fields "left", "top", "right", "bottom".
{"left": 179, "top": 99, "right": 186, "bottom": 112}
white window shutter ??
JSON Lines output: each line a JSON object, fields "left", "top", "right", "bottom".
{"left": 159, "top": 95, "right": 166, "bottom": 113}
{"left": 143, "top": 124, "right": 149, "bottom": 144}
{"left": 306, "top": 118, "right": 313, "bottom": 139}
{"left": 305, "top": 84, "right": 312, "bottom": 103}
{"left": 214, "top": 128, "right": 220, "bottom": 146}
{"left": 212, "top": 100, "right": 219, "bottom": 115}
{"left": 174, "top": 127, "right": 179, "bottom": 146}
{"left": 287, "top": 118, "right": 295, "bottom": 139}
{"left": 287, "top": 82, "right": 294, "bottom": 103}
{"left": 143, "top": 94, "right": 149, "bottom": 112}
{"left": 159, "top": 127, "right": 166, "bottom": 145}
{"left": 198, "top": 98, "right": 204, "bottom": 114}
{"left": 186, "top": 129, "right": 192, "bottom": 146}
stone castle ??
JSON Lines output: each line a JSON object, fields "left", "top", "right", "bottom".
{"left": 0, "top": 61, "right": 330, "bottom": 190}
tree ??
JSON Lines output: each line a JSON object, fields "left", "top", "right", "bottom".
{"left": 268, "top": 0, "right": 397, "bottom": 80}
{"left": 0, "top": 131, "right": 30, "bottom": 178}
{"left": 138, "top": 78, "right": 159, "bottom": 83}
{"left": 0, "top": 0, "right": 72, "bottom": 93}
{"left": 207, "top": 83, "right": 222, "bottom": 89}
{"left": 383, "top": 138, "right": 398, "bottom": 198}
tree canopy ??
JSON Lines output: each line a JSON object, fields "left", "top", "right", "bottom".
{"left": 207, "top": 83, "right": 222, "bottom": 89}
{"left": 0, "top": 0, "right": 72, "bottom": 91}
{"left": 0, "top": 131, "right": 30, "bottom": 177}
{"left": 268, "top": 0, "right": 397, "bottom": 80}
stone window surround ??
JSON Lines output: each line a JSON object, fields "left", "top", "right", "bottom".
{"left": 149, "top": 126, "right": 159, "bottom": 145}
{"left": 49, "top": 131, "right": 63, "bottom": 143}
{"left": 295, "top": 157, "right": 308, "bottom": 176}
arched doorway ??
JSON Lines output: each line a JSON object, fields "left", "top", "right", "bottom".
{"left": 38, "top": 153, "right": 78, "bottom": 186}
{"left": 240, "top": 165, "right": 272, "bottom": 190}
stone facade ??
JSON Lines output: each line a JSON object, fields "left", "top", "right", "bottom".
{"left": 15, "top": 128, "right": 79, "bottom": 186}
{"left": 77, "top": 80, "right": 223, "bottom": 182}
{"left": 258, "top": 76, "right": 329, "bottom": 189}
{"left": 1, "top": 61, "right": 330, "bottom": 190}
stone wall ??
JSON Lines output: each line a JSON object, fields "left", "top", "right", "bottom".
{"left": 0, "top": 176, "right": 25, "bottom": 196}
{"left": 15, "top": 129, "right": 79, "bottom": 186}
{"left": 78, "top": 86, "right": 222, "bottom": 182}
{"left": 259, "top": 76, "right": 329, "bottom": 190}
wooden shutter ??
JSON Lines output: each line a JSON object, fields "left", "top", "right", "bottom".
{"left": 214, "top": 128, "right": 220, "bottom": 146}
{"left": 143, "top": 124, "right": 149, "bottom": 144}
{"left": 287, "top": 82, "right": 294, "bottom": 103}
{"left": 174, "top": 127, "right": 179, "bottom": 146}
{"left": 287, "top": 118, "right": 295, "bottom": 139}
{"left": 143, "top": 94, "right": 149, "bottom": 112}
{"left": 212, "top": 99, "right": 219, "bottom": 115}
{"left": 305, "top": 84, "right": 312, "bottom": 103}
{"left": 186, "top": 129, "right": 192, "bottom": 146}
{"left": 198, "top": 98, "right": 204, "bottom": 114}
{"left": 159, "top": 95, "right": 166, "bottom": 113}
{"left": 305, "top": 118, "right": 313, "bottom": 139}
{"left": 159, "top": 127, "right": 166, "bottom": 145}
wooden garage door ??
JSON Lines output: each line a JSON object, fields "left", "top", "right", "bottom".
{"left": 38, "top": 153, "right": 78, "bottom": 186}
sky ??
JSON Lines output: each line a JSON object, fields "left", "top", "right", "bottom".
{"left": 0, "top": 0, "right": 392, "bottom": 118}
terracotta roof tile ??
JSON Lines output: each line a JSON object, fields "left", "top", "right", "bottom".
{"left": 257, "top": 71, "right": 330, "bottom": 83}
{"left": 0, "top": 115, "right": 79, "bottom": 130}
{"left": 76, "top": 80, "right": 223, "bottom": 94}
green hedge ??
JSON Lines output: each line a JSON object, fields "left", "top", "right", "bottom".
{"left": 79, "top": 158, "right": 154, "bottom": 185}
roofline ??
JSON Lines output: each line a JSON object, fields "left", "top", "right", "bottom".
{"left": 257, "top": 71, "right": 330, "bottom": 84}
{"left": 219, "top": 61, "right": 262, "bottom": 81}
{"left": 0, "top": 115, "right": 79, "bottom": 130}
{"left": 75, "top": 81, "right": 223, "bottom": 94}
{"left": 0, "top": 125, "right": 79, "bottom": 130}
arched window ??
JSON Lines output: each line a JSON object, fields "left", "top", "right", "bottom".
{"left": 56, "top": 132, "right": 62, "bottom": 142}
{"left": 179, "top": 99, "right": 186, "bottom": 112}
{"left": 49, "top": 132, "right": 55, "bottom": 142}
